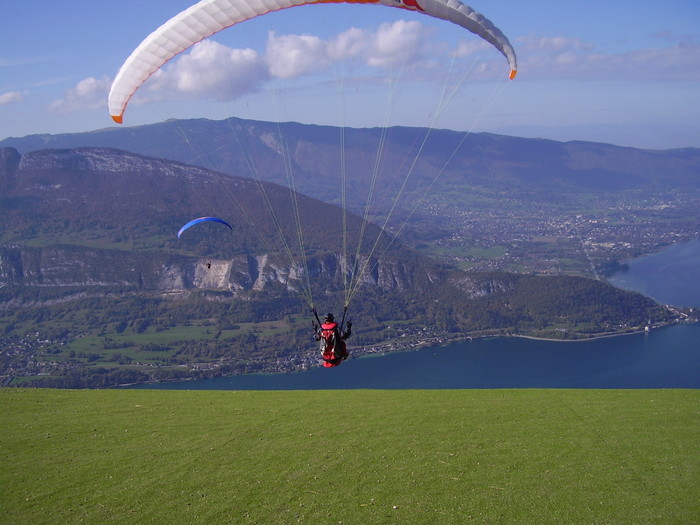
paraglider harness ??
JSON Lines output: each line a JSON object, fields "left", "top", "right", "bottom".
{"left": 313, "top": 307, "right": 350, "bottom": 367}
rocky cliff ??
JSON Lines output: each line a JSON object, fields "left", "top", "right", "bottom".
{"left": 1, "top": 242, "right": 492, "bottom": 301}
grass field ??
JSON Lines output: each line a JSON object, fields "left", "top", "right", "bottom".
{"left": 1, "top": 388, "right": 698, "bottom": 524}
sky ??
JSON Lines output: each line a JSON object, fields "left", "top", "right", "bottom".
{"left": 1, "top": 0, "right": 699, "bottom": 149}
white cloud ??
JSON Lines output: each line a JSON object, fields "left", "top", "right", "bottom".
{"left": 147, "top": 40, "right": 270, "bottom": 100}
{"left": 453, "top": 39, "right": 492, "bottom": 58}
{"left": 132, "top": 20, "right": 435, "bottom": 103}
{"left": 0, "top": 90, "right": 24, "bottom": 105}
{"left": 49, "top": 76, "right": 111, "bottom": 114}
{"left": 517, "top": 33, "right": 700, "bottom": 81}
{"left": 327, "top": 27, "right": 369, "bottom": 61}
{"left": 617, "top": 44, "right": 700, "bottom": 80}
{"left": 265, "top": 20, "right": 429, "bottom": 79}
{"left": 522, "top": 35, "right": 593, "bottom": 53}
{"left": 266, "top": 32, "right": 331, "bottom": 79}
{"left": 364, "top": 20, "right": 426, "bottom": 68}
{"left": 0, "top": 56, "right": 44, "bottom": 68}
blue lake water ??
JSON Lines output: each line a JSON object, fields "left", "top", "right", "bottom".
{"left": 608, "top": 238, "right": 700, "bottom": 308}
{"left": 129, "top": 323, "right": 700, "bottom": 390}
{"left": 129, "top": 240, "right": 700, "bottom": 390}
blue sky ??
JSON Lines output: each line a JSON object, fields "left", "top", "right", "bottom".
{"left": 1, "top": 0, "right": 699, "bottom": 149}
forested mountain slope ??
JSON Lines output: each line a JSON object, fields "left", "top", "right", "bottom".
{"left": 0, "top": 146, "right": 679, "bottom": 387}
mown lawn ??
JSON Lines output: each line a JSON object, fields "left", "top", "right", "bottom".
{"left": 1, "top": 388, "right": 697, "bottom": 524}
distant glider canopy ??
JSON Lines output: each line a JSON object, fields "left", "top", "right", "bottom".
{"left": 108, "top": 0, "right": 518, "bottom": 123}
{"left": 177, "top": 216, "right": 233, "bottom": 238}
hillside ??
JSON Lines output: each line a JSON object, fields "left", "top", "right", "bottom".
{"left": 0, "top": 146, "right": 680, "bottom": 387}
{"left": 4, "top": 118, "right": 700, "bottom": 207}
{"left": 4, "top": 117, "right": 699, "bottom": 276}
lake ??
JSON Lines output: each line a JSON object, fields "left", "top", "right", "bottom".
{"left": 128, "top": 240, "right": 700, "bottom": 390}
{"left": 129, "top": 323, "right": 700, "bottom": 390}
{"left": 608, "top": 238, "right": 700, "bottom": 308}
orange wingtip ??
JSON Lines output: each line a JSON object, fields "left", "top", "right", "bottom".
{"left": 509, "top": 69, "right": 517, "bottom": 80}
{"left": 111, "top": 114, "right": 123, "bottom": 124}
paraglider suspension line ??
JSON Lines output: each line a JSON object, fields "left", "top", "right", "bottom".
{"left": 339, "top": 306, "right": 349, "bottom": 334}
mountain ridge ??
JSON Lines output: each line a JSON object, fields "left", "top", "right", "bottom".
{"left": 0, "top": 137, "right": 691, "bottom": 387}
{"left": 3, "top": 117, "right": 698, "bottom": 213}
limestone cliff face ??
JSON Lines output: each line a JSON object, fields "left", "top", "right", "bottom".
{"left": 448, "top": 273, "right": 516, "bottom": 298}
{"left": 0, "top": 245, "right": 433, "bottom": 297}
{"left": 177, "top": 251, "right": 430, "bottom": 295}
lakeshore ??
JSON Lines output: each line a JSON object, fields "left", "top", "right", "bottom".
{"left": 126, "top": 321, "right": 700, "bottom": 390}
{"left": 336, "top": 312, "right": 690, "bottom": 362}
{"left": 128, "top": 239, "right": 700, "bottom": 390}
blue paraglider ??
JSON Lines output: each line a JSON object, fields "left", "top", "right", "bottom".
{"left": 177, "top": 217, "right": 233, "bottom": 238}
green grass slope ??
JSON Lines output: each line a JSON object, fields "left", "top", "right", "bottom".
{"left": 1, "top": 388, "right": 698, "bottom": 524}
